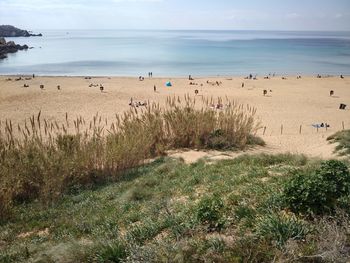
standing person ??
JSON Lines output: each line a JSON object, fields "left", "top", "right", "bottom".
{"left": 151, "top": 72, "right": 153, "bottom": 78}
{"left": 154, "top": 85, "right": 156, "bottom": 92}
{"left": 242, "top": 82, "right": 244, "bottom": 88}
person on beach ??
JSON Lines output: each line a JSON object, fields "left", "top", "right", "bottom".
{"left": 154, "top": 85, "right": 156, "bottom": 92}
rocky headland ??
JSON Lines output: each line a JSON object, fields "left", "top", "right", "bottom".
{"left": 0, "top": 25, "right": 42, "bottom": 37}
{"left": 0, "top": 37, "right": 29, "bottom": 59}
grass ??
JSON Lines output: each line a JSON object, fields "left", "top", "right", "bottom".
{"left": 0, "top": 96, "right": 262, "bottom": 219}
{"left": 1, "top": 154, "right": 349, "bottom": 262}
{"left": 328, "top": 130, "right": 350, "bottom": 157}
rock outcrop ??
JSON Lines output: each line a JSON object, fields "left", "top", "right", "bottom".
{"left": 0, "top": 37, "right": 29, "bottom": 59}
{"left": 0, "top": 25, "right": 42, "bottom": 37}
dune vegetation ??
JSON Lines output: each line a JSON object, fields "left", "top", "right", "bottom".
{"left": 1, "top": 96, "right": 350, "bottom": 262}
{"left": 1, "top": 154, "right": 350, "bottom": 262}
{"left": 0, "top": 96, "right": 262, "bottom": 220}
{"left": 328, "top": 130, "right": 350, "bottom": 157}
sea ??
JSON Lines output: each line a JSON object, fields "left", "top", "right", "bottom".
{"left": 1, "top": 30, "right": 350, "bottom": 76}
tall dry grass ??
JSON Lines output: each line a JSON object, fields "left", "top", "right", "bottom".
{"left": 0, "top": 96, "right": 261, "bottom": 220}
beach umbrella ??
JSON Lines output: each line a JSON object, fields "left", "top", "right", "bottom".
{"left": 165, "top": 81, "right": 172, "bottom": 87}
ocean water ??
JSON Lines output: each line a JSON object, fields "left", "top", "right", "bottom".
{"left": 1, "top": 30, "right": 350, "bottom": 76}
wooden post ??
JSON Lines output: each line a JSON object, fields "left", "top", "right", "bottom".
{"left": 342, "top": 121, "right": 345, "bottom": 130}
{"left": 281, "top": 125, "right": 283, "bottom": 135}
{"left": 299, "top": 125, "right": 302, "bottom": 134}
{"left": 263, "top": 126, "right": 266, "bottom": 135}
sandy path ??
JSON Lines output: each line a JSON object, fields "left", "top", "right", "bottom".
{"left": 0, "top": 75, "right": 349, "bottom": 159}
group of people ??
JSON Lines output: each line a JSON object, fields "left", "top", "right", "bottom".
{"left": 245, "top": 74, "right": 258, "bottom": 80}
{"left": 148, "top": 72, "right": 153, "bottom": 78}
{"left": 88, "top": 83, "right": 104, "bottom": 92}
{"left": 190, "top": 82, "right": 203, "bottom": 86}
{"left": 206, "top": 80, "right": 222, "bottom": 86}
{"left": 209, "top": 103, "right": 230, "bottom": 110}
{"left": 312, "top": 123, "right": 331, "bottom": 129}
{"left": 129, "top": 98, "right": 148, "bottom": 108}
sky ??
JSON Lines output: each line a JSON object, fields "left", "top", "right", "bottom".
{"left": 0, "top": 0, "right": 350, "bottom": 31}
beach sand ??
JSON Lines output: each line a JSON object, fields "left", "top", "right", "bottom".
{"left": 0, "top": 75, "right": 349, "bottom": 159}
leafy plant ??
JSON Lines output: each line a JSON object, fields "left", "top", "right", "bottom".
{"left": 283, "top": 160, "right": 350, "bottom": 215}
{"left": 256, "top": 212, "right": 309, "bottom": 248}
{"left": 92, "top": 241, "right": 128, "bottom": 263}
{"left": 197, "top": 194, "right": 225, "bottom": 230}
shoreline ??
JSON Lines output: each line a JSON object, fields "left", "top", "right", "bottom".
{"left": 0, "top": 74, "right": 348, "bottom": 78}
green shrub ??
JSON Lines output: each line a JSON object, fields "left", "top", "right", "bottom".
{"left": 283, "top": 160, "right": 350, "bottom": 215}
{"left": 327, "top": 130, "right": 350, "bottom": 156}
{"left": 92, "top": 241, "right": 128, "bottom": 263}
{"left": 256, "top": 212, "right": 309, "bottom": 248}
{"left": 317, "top": 160, "right": 350, "bottom": 195}
{"left": 247, "top": 134, "right": 266, "bottom": 147}
{"left": 234, "top": 205, "right": 256, "bottom": 226}
{"left": 206, "top": 129, "right": 231, "bottom": 150}
{"left": 196, "top": 194, "right": 225, "bottom": 230}
{"left": 128, "top": 186, "right": 153, "bottom": 202}
{"left": 127, "top": 220, "right": 165, "bottom": 245}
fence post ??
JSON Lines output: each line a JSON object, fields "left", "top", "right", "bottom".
{"left": 299, "top": 125, "right": 302, "bottom": 134}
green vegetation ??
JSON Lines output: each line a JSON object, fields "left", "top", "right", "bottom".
{"left": 0, "top": 96, "right": 262, "bottom": 219}
{"left": 1, "top": 97, "right": 350, "bottom": 262}
{"left": 283, "top": 160, "right": 350, "bottom": 215}
{"left": 1, "top": 154, "right": 350, "bottom": 262}
{"left": 328, "top": 130, "right": 350, "bottom": 156}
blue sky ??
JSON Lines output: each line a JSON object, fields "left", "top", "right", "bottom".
{"left": 0, "top": 0, "right": 349, "bottom": 30}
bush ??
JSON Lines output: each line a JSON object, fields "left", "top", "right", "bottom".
{"left": 283, "top": 160, "right": 350, "bottom": 215}
{"left": 327, "top": 130, "right": 350, "bottom": 156}
{"left": 0, "top": 193, "right": 11, "bottom": 223}
{"left": 92, "top": 241, "right": 128, "bottom": 263}
{"left": 256, "top": 212, "right": 309, "bottom": 248}
{"left": 206, "top": 129, "right": 231, "bottom": 150}
{"left": 196, "top": 194, "right": 225, "bottom": 231}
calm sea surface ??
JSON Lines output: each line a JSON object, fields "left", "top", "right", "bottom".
{"left": 1, "top": 30, "right": 350, "bottom": 76}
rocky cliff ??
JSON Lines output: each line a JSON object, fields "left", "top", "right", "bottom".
{"left": 0, "top": 25, "right": 42, "bottom": 37}
{"left": 0, "top": 37, "right": 29, "bottom": 59}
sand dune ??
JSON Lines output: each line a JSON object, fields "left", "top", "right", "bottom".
{"left": 0, "top": 75, "right": 349, "bottom": 159}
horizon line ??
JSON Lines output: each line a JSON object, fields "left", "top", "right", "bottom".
{"left": 26, "top": 28, "right": 350, "bottom": 33}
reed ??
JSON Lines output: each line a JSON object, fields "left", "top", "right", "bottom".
{"left": 0, "top": 96, "right": 262, "bottom": 218}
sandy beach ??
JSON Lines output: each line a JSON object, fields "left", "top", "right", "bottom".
{"left": 0, "top": 75, "right": 349, "bottom": 159}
